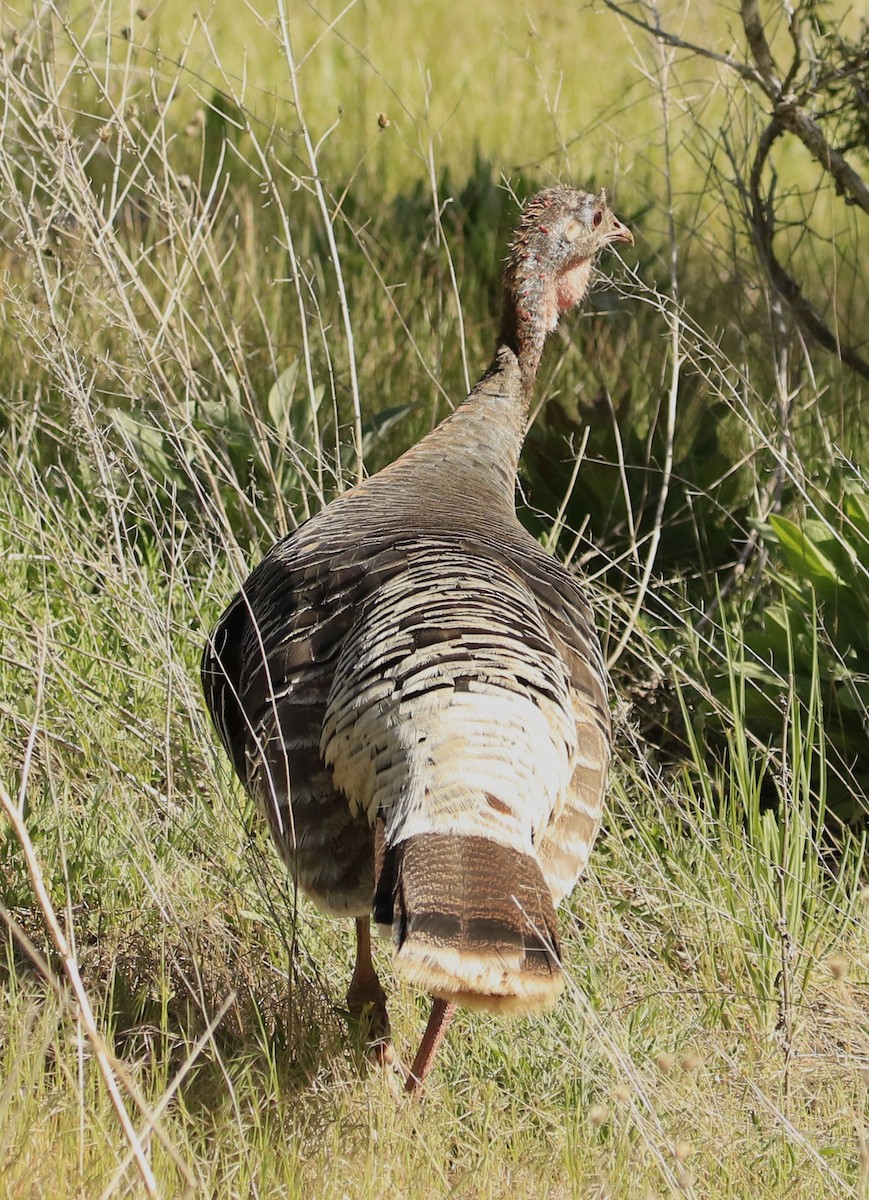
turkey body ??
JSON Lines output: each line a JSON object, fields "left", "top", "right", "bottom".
{"left": 202, "top": 187, "right": 631, "bottom": 1088}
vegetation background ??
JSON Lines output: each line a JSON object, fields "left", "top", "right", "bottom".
{"left": 0, "top": 0, "right": 867, "bottom": 1196}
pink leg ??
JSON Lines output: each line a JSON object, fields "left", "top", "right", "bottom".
{"left": 404, "top": 998, "right": 457, "bottom": 1095}
{"left": 346, "top": 917, "right": 398, "bottom": 1070}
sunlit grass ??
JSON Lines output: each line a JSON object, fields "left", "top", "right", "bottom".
{"left": 1, "top": 0, "right": 867, "bottom": 1196}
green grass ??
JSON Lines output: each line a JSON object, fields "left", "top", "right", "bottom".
{"left": 1, "top": 1, "right": 868, "bottom": 1196}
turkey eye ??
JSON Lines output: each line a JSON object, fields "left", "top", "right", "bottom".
{"left": 564, "top": 218, "right": 583, "bottom": 242}
{"left": 592, "top": 209, "right": 603, "bottom": 228}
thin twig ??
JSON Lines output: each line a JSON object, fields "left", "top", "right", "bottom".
{"left": 601, "top": 0, "right": 767, "bottom": 89}
{"left": 427, "top": 147, "right": 471, "bottom": 398}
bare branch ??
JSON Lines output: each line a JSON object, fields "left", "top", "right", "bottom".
{"left": 607, "top": 0, "right": 869, "bottom": 376}
{"left": 774, "top": 99, "right": 869, "bottom": 215}
{"left": 601, "top": 1, "right": 768, "bottom": 90}
{"left": 812, "top": 51, "right": 869, "bottom": 97}
{"left": 749, "top": 120, "right": 869, "bottom": 380}
{"left": 740, "top": 0, "right": 782, "bottom": 92}
{"left": 781, "top": 0, "right": 805, "bottom": 94}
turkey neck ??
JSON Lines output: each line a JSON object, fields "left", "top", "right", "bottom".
{"left": 361, "top": 343, "right": 533, "bottom": 528}
{"left": 499, "top": 266, "right": 551, "bottom": 390}
{"left": 437, "top": 250, "right": 557, "bottom": 508}
{"left": 323, "top": 256, "right": 558, "bottom": 532}
{"left": 366, "top": 304, "right": 549, "bottom": 526}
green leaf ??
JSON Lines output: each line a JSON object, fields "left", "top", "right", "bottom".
{"left": 108, "top": 408, "right": 177, "bottom": 483}
{"left": 768, "top": 515, "right": 841, "bottom": 587}
{"left": 843, "top": 492, "right": 869, "bottom": 567}
{"left": 360, "top": 402, "right": 417, "bottom": 457}
{"left": 266, "top": 360, "right": 301, "bottom": 436}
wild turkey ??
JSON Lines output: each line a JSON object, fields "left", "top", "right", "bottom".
{"left": 201, "top": 186, "right": 632, "bottom": 1092}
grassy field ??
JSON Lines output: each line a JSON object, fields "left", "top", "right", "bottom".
{"left": 1, "top": 1, "right": 868, "bottom": 1197}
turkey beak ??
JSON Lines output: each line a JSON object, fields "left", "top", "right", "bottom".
{"left": 606, "top": 216, "right": 634, "bottom": 247}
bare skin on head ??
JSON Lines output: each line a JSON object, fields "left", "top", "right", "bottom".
{"left": 501, "top": 187, "right": 633, "bottom": 376}
{"left": 201, "top": 184, "right": 633, "bottom": 1097}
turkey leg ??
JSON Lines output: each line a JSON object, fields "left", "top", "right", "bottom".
{"left": 346, "top": 917, "right": 396, "bottom": 1068}
{"left": 404, "top": 997, "right": 457, "bottom": 1095}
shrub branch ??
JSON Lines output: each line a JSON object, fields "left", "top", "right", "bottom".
{"left": 605, "top": 0, "right": 869, "bottom": 376}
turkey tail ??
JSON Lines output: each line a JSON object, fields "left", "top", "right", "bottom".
{"left": 375, "top": 833, "right": 563, "bottom": 1014}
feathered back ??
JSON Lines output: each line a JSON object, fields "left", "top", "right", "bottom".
{"left": 202, "top": 185, "right": 630, "bottom": 1013}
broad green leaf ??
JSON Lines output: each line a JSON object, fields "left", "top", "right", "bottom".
{"left": 108, "top": 408, "right": 177, "bottom": 483}
{"left": 266, "top": 360, "right": 301, "bottom": 435}
{"left": 360, "top": 402, "right": 417, "bottom": 457}
{"left": 843, "top": 492, "right": 869, "bottom": 566}
{"left": 768, "top": 515, "right": 841, "bottom": 586}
